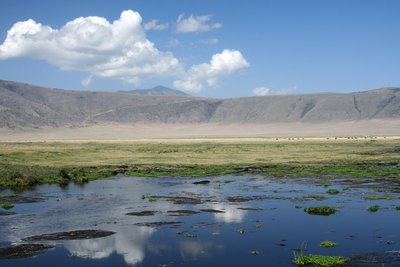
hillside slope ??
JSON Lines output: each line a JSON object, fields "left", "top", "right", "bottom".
{"left": 0, "top": 80, "right": 399, "bottom": 129}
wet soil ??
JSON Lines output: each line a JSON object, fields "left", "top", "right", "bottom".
{"left": 125, "top": 211, "right": 156, "bottom": 216}
{"left": 0, "top": 211, "right": 16, "bottom": 216}
{"left": 193, "top": 180, "right": 211, "bottom": 185}
{"left": 0, "top": 244, "right": 55, "bottom": 259}
{"left": 167, "top": 210, "right": 201, "bottom": 216}
{"left": 22, "top": 230, "right": 115, "bottom": 241}
{"left": 134, "top": 221, "right": 183, "bottom": 227}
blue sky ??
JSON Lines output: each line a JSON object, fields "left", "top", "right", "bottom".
{"left": 0, "top": 0, "right": 399, "bottom": 98}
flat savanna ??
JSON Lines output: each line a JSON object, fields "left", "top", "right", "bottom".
{"left": 0, "top": 138, "right": 399, "bottom": 189}
{"left": 0, "top": 138, "right": 398, "bottom": 167}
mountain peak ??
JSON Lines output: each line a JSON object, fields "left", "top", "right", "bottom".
{"left": 120, "top": 85, "right": 189, "bottom": 96}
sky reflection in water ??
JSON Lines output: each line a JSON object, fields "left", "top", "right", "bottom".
{"left": 1, "top": 175, "right": 400, "bottom": 266}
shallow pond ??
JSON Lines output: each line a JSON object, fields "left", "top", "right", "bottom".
{"left": 1, "top": 175, "right": 400, "bottom": 266}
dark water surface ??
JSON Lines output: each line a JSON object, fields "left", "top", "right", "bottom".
{"left": 1, "top": 175, "right": 400, "bottom": 266}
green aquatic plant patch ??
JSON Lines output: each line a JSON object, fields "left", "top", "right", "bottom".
{"left": 304, "top": 206, "right": 336, "bottom": 216}
{"left": 1, "top": 203, "right": 14, "bottom": 210}
{"left": 319, "top": 240, "right": 337, "bottom": 248}
{"left": 294, "top": 254, "right": 346, "bottom": 266}
{"left": 326, "top": 189, "right": 340, "bottom": 195}
{"left": 367, "top": 205, "right": 380, "bottom": 212}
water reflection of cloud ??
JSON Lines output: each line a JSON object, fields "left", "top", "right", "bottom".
{"left": 64, "top": 226, "right": 155, "bottom": 266}
{"left": 180, "top": 241, "right": 223, "bottom": 261}
{"left": 212, "top": 203, "right": 248, "bottom": 224}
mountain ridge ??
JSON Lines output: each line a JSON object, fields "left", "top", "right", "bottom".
{"left": 119, "top": 85, "right": 190, "bottom": 96}
{"left": 0, "top": 80, "right": 399, "bottom": 129}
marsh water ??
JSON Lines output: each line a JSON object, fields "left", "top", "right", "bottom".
{"left": 1, "top": 175, "right": 400, "bottom": 266}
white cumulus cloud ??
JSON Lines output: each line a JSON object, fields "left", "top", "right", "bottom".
{"left": 0, "top": 10, "right": 249, "bottom": 92}
{"left": 0, "top": 10, "right": 181, "bottom": 85}
{"left": 174, "top": 49, "right": 249, "bottom": 92}
{"left": 176, "top": 14, "right": 222, "bottom": 33}
{"left": 144, "top": 19, "right": 169, "bottom": 31}
{"left": 253, "top": 87, "right": 270, "bottom": 96}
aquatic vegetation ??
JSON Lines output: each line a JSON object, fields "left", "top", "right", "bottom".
{"left": 319, "top": 240, "right": 337, "bottom": 248}
{"left": 1, "top": 203, "right": 14, "bottom": 210}
{"left": 364, "top": 195, "right": 398, "bottom": 200}
{"left": 326, "top": 189, "right": 339, "bottom": 195}
{"left": 368, "top": 205, "right": 380, "bottom": 212}
{"left": 294, "top": 254, "right": 346, "bottom": 266}
{"left": 304, "top": 206, "right": 336, "bottom": 216}
{"left": 309, "top": 195, "right": 325, "bottom": 200}
{"left": 396, "top": 206, "right": 400, "bottom": 210}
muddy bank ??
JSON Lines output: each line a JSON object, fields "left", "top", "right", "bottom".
{"left": 167, "top": 210, "right": 200, "bottom": 216}
{"left": 0, "top": 244, "right": 54, "bottom": 259}
{"left": 126, "top": 211, "right": 156, "bottom": 216}
{"left": 0, "top": 211, "right": 16, "bottom": 216}
{"left": 22, "top": 230, "right": 115, "bottom": 241}
{"left": 346, "top": 251, "right": 400, "bottom": 266}
{"left": 134, "top": 221, "right": 183, "bottom": 227}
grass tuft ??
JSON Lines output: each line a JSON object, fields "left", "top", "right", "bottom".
{"left": 1, "top": 203, "right": 14, "bottom": 210}
{"left": 326, "top": 189, "right": 340, "bottom": 195}
{"left": 304, "top": 206, "right": 336, "bottom": 216}
{"left": 309, "top": 195, "right": 326, "bottom": 200}
{"left": 294, "top": 254, "right": 346, "bottom": 266}
{"left": 319, "top": 240, "right": 337, "bottom": 248}
{"left": 367, "top": 205, "right": 380, "bottom": 212}
{"left": 364, "top": 195, "right": 398, "bottom": 200}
